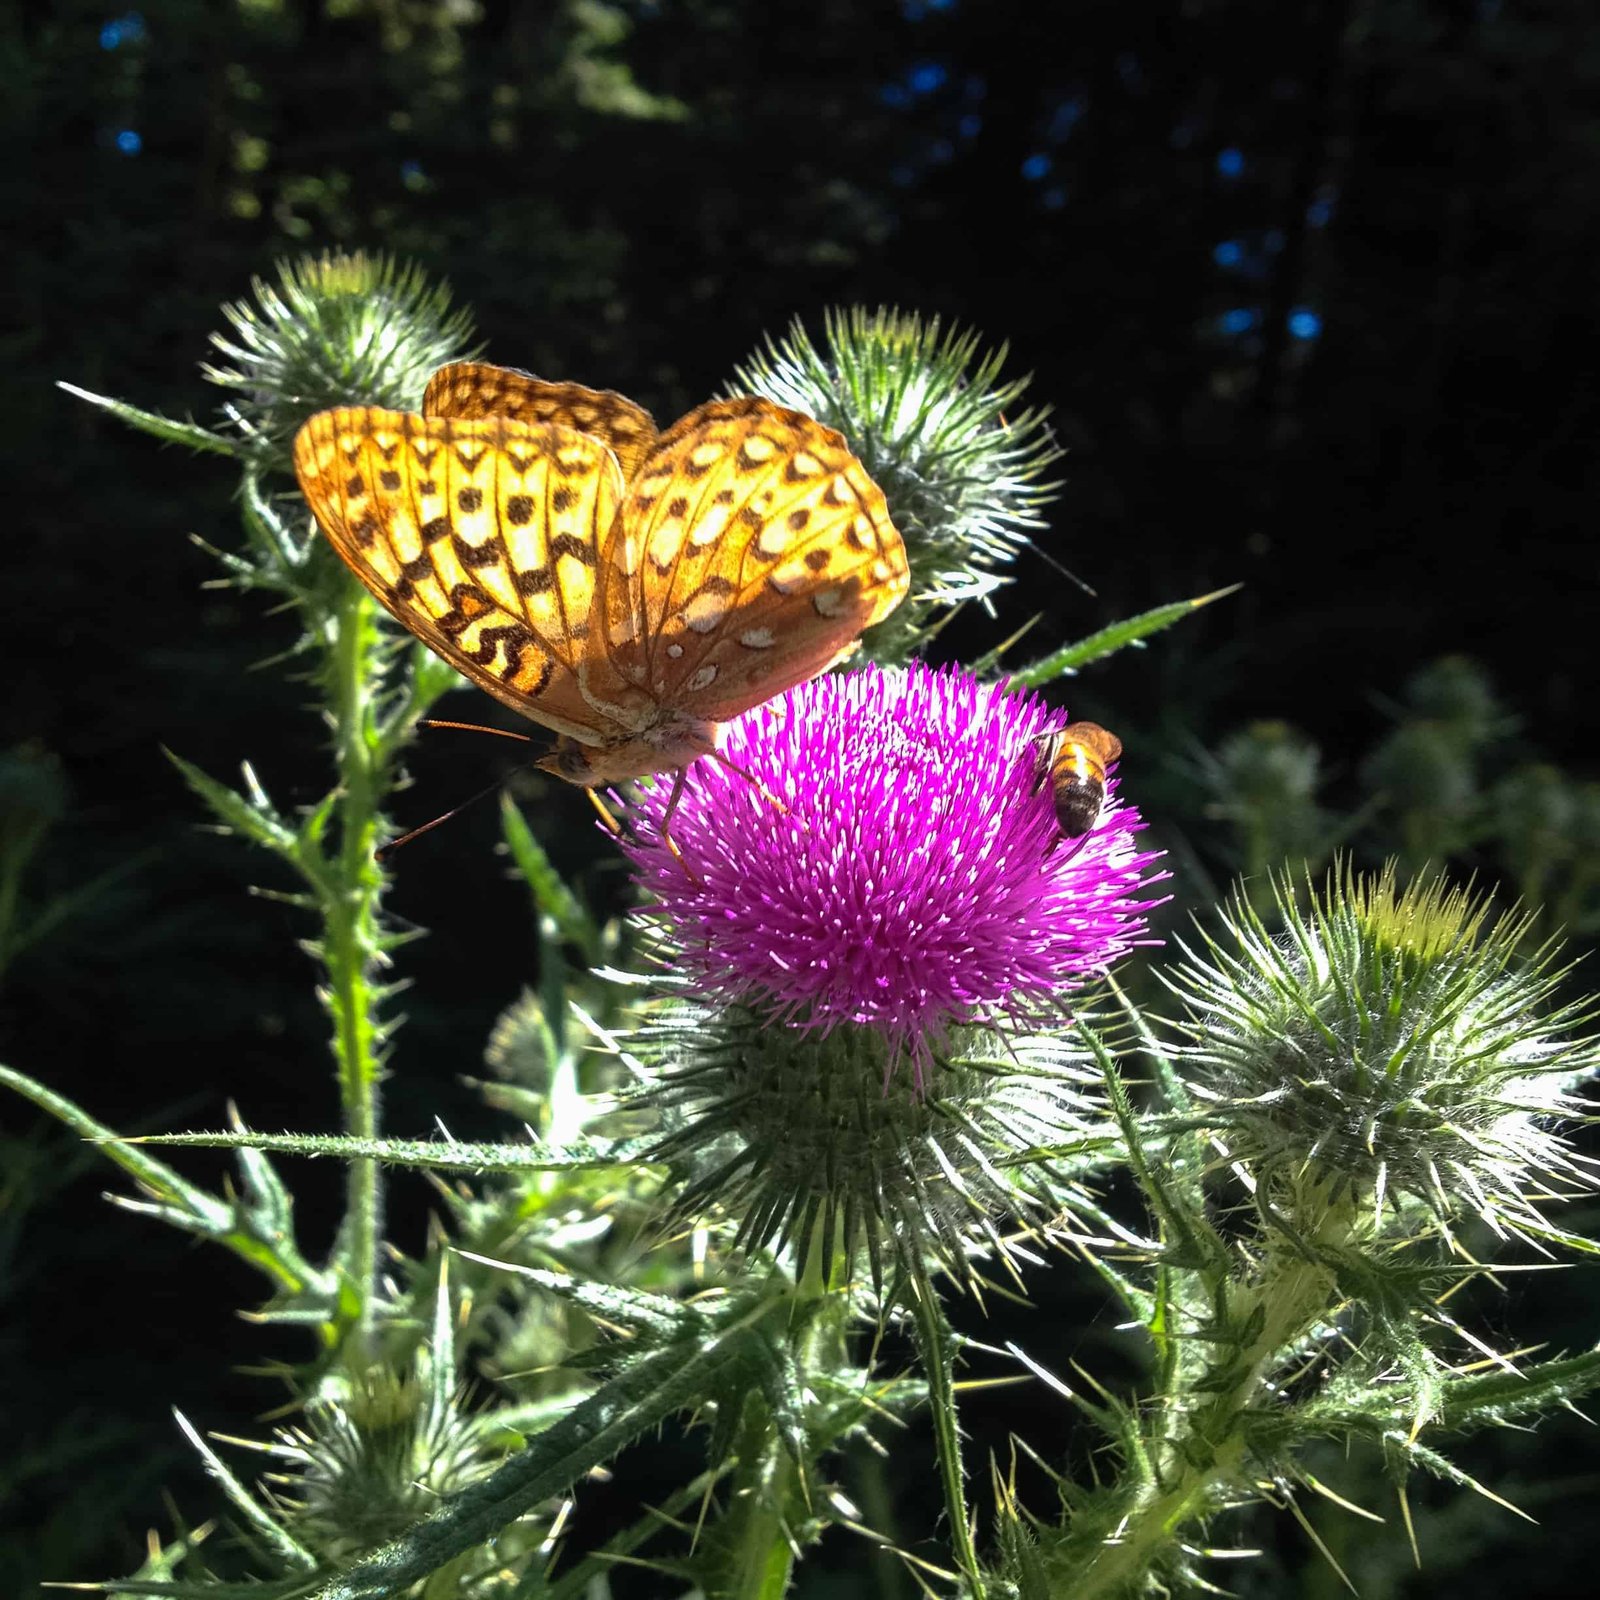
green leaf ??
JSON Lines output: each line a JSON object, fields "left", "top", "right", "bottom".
{"left": 165, "top": 750, "right": 298, "bottom": 859}
{"left": 127, "top": 1127, "right": 654, "bottom": 1173}
{"left": 1011, "top": 585, "right": 1241, "bottom": 686}
{"left": 98, "top": 1581, "right": 317, "bottom": 1599}
{"left": 58, "top": 382, "right": 240, "bottom": 456}
{"left": 172, "top": 1411, "right": 318, "bottom": 1574}
{"left": 500, "top": 794, "right": 602, "bottom": 963}
{"left": 302, "top": 1295, "right": 785, "bottom": 1600}
{"left": 0, "top": 1063, "right": 323, "bottom": 1299}
{"left": 1438, "top": 1348, "right": 1600, "bottom": 1432}
{"left": 1085, "top": 1027, "right": 1223, "bottom": 1272}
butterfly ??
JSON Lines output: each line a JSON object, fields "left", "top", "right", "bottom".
{"left": 291, "top": 362, "right": 910, "bottom": 836}
{"left": 1035, "top": 721, "right": 1123, "bottom": 846}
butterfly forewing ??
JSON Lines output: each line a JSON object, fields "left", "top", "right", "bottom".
{"left": 597, "top": 396, "right": 910, "bottom": 722}
{"left": 424, "top": 362, "right": 660, "bottom": 485}
{"left": 292, "top": 407, "right": 631, "bottom": 744}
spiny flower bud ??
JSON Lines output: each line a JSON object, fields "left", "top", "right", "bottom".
{"left": 203, "top": 251, "right": 475, "bottom": 461}
{"left": 732, "top": 308, "right": 1062, "bottom": 660}
{"left": 1167, "top": 862, "right": 1600, "bottom": 1239}
{"left": 637, "top": 1001, "right": 1107, "bottom": 1284}
{"left": 624, "top": 662, "right": 1165, "bottom": 1280}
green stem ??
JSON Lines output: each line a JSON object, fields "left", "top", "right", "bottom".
{"left": 906, "top": 1269, "right": 983, "bottom": 1596}
{"left": 1060, "top": 1200, "right": 1360, "bottom": 1598}
{"left": 725, "top": 1437, "right": 800, "bottom": 1600}
{"left": 323, "top": 586, "right": 389, "bottom": 1342}
{"left": 716, "top": 1251, "right": 845, "bottom": 1600}
{"left": 308, "top": 1309, "right": 776, "bottom": 1600}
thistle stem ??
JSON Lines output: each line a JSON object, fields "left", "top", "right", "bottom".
{"left": 726, "top": 1440, "right": 800, "bottom": 1600}
{"left": 906, "top": 1269, "right": 984, "bottom": 1596}
{"left": 1061, "top": 1200, "right": 1361, "bottom": 1597}
{"left": 323, "top": 586, "right": 389, "bottom": 1342}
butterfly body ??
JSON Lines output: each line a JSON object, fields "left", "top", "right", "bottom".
{"left": 538, "top": 717, "right": 722, "bottom": 786}
{"left": 1036, "top": 721, "right": 1123, "bottom": 842}
{"left": 293, "top": 364, "right": 909, "bottom": 806}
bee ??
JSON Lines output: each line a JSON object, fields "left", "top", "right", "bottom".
{"left": 1035, "top": 721, "right": 1123, "bottom": 845}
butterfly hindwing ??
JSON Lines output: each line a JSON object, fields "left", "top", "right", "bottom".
{"left": 292, "top": 407, "right": 628, "bottom": 744}
{"left": 597, "top": 397, "right": 910, "bottom": 722}
{"left": 424, "top": 362, "right": 660, "bottom": 486}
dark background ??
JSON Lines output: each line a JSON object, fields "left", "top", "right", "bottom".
{"left": 3, "top": 1, "right": 1596, "bottom": 1594}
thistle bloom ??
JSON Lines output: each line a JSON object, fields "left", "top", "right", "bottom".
{"left": 625, "top": 662, "right": 1165, "bottom": 1077}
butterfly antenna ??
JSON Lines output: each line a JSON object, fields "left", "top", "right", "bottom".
{"left": 420, "top": 719, "right": 535, "bottom": 743}
{"left": 375, "top": 779, "right": 506, "bottom": 860}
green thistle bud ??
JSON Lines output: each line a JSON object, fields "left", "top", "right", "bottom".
{"left": 634, "top": 1002, "right": 1104, "bottom": 1286}
{"left": 732, "top": 308, "right": 1062, "bottom": 660}
{"left": 1167, "top": 863, "right": 1600, "bottom": 1239}
{"left": 270, "top": 1363, "right": 507, "bottom": 1564}
{"left": 1399, "top": 654, "right": 1508, "bottom": 749}
{"left": 1206, "top": 721, "right": 1328, "bottom": 879}
{"left": 203, "top": 251, "right": 476, "bottom": 461}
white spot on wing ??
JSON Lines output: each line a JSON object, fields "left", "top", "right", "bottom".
{"left": 648, "top": 520, "right": 686, "bottom": 571}
{"left": 690, "top": 505, "right": 730, "bottom": 546}
{"left": 682, "top": 590, "right": 730, "bottom": 634}
{"left": 739, "top": 627, "right": 776, "bottom": 649}
{"left": 687, "top": 664, "right": 718, "bottom": 691}
{"left": 756, "top": 521, "right": 791, "bottom": 557}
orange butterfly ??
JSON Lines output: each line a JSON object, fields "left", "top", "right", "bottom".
{"left": 292, "top": 362, "right": 910, "bottom": 830}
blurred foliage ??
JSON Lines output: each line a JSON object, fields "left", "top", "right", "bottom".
{"left": 1189, "top": 655, "right": 1600, "bottom": 945}
{"left": 4, "top": 0, "right": 1599, "bottom": 1594}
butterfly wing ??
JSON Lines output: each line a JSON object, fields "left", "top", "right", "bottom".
{"left": 424, "top": 362, "right": 660, "bottom": 485}
{"left": 293, "top": 407, "right": 635, "bottom": 745}
{"left": 597, "top": 397, "right": 909, "bottom": 723}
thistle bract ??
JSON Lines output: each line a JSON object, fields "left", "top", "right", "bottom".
{"left": 1168, "top": 864, "right": 1600, "bottom": 1239}
{"left": 626, "top": 662, "right": 1165, "bottom": 1080}
{"left": 734, "top": 309, "right": 1063, "bottom": 660}
{"left": 203, "top": 251, "right": 476, "bottom": 458}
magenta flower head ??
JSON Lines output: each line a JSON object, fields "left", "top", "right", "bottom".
{"left": 623, "top": 662, "right": 1164, "bottom": 1279}
{"left": 626, "top": 662, "right": 1164, "bottom": 1079}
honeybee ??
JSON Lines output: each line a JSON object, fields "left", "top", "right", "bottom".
{"left": 1035, "top": 721, "right": 1123, "bottom": 845}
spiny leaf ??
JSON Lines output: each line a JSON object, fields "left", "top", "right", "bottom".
{"left": 301, "top": 1297, "right": 785, "bottom": 1600}
{"left": 123, "top": 1127, "right": 654, "bottom": 1173}
{"left": 58, "top": 382, "right": 240, "bottom": 456}
{"left": 165, "top": 750, "right": 298, "bottom": 858}
{"left": 501, "top": 794, "right": 602, "bottom": 962}
{"left": 1011, "top": 585, "right": 1241, "bottom": 686}
{"left": 172, "top": 1411, "right": 318, "bottom": 1574}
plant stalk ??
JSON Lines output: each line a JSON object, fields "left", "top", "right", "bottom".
{"left": 906, "top": 1268, "right": 984, "bottom": 1596}
{"left": 323, "top": 586, "right": 389, "bottom": 1342}
{"left": 1062, "top": 1200, "right": 1361, "bottom": 1597}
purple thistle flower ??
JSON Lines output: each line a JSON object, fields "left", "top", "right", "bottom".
{"left": 625, "top": 663, "right": 1167, "bottom": 1079}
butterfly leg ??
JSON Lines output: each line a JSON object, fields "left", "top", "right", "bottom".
{"left": 705, "top": 749, "right": 796, "bottom": 826}
{"left": 657, "top": 766, "right": 705, "bottom": 882}
{"left": 585, "top": 786, "right": 626, "bottom": 837}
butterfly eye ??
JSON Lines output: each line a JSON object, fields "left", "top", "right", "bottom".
{"left": 557, "top": 746, "right": 596, "bottom": 781}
